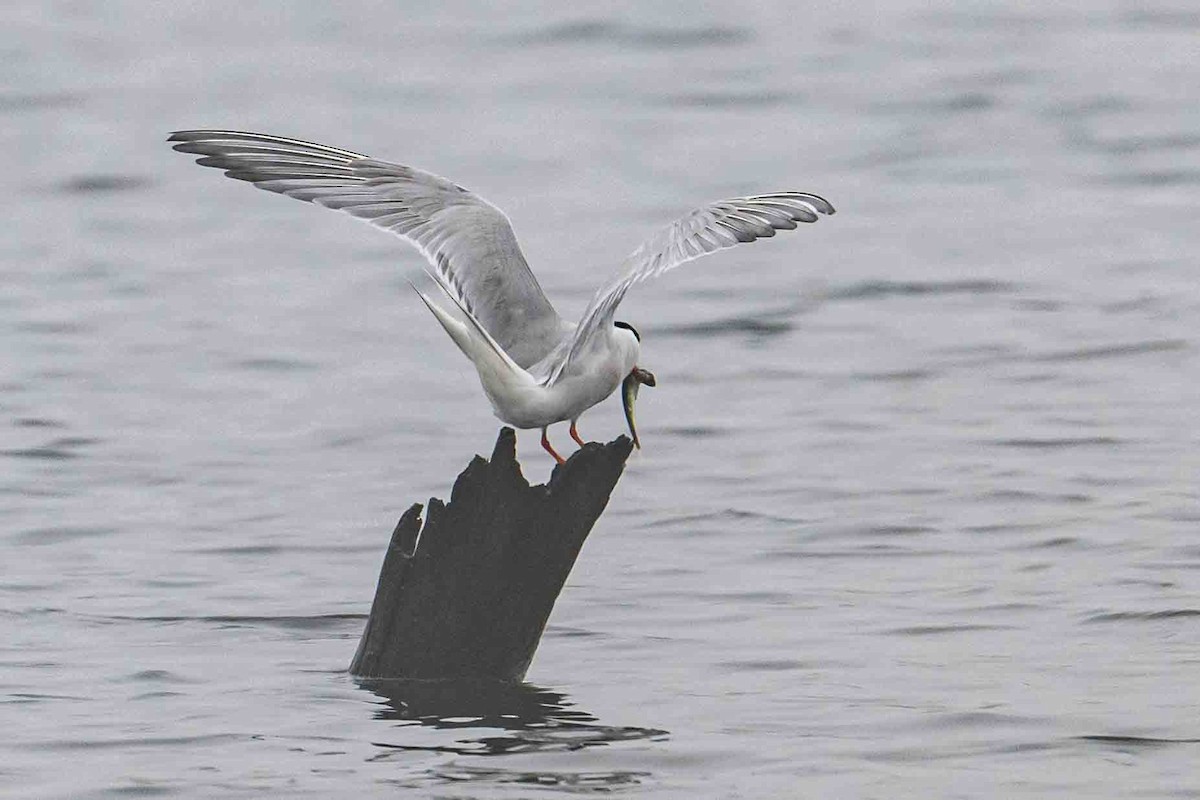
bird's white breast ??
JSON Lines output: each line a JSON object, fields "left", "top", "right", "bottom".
{"left": 479, "top": 328, "right": 638, "bottom": 430}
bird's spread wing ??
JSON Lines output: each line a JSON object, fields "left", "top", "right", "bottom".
{"left": 543, "top": 192, "right": 835, "bottom": 384}
{"left": 168, "top": 130, "right": 564, "bottom": 367}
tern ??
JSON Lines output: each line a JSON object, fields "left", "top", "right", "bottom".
{"left": 169, "top": 130, "right": 834, "bottom": 463}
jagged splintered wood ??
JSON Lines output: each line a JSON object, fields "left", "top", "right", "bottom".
{"left": 350, "top": 427, "right": 634, "bottom": 682}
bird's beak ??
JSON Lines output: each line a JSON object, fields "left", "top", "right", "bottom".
{"left": 621, "top": 367, "right": 656, "bottom": 448}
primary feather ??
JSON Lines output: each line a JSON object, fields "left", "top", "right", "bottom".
{"left": 544, "top": 193, "right": 835, "bottom": 384}
{"left": 168, "top": 129, "right": 566, "bottom": 368}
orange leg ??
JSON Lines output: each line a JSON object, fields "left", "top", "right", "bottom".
{"left": 569, "top": 420, "right": 586, "bottom": 448}
{"left": 541, "top": 427, "right": 566, "bottom": 465}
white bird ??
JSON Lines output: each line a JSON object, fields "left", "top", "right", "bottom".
{"left": 169, "top": 130, "right": 834, "bottom": 463}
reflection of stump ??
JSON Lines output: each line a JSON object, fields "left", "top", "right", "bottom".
{"left": 350, "top": 427, "right": 634, "bottom": 681}
{"left": 360, "top": 678, "right": 669, "bottom": 757}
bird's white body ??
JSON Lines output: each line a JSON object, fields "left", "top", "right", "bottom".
{"left": 418, "top": 288, "right": 639, "bottom": 429}
{"left": 493, "top": 328, "right": 639, "bottom": 430}
{"left": 168, "top": 129, "right": 832, "bottom": 460}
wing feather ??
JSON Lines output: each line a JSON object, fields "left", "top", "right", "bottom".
{"left": 169, "top": 129, "right": 565, "bottom": 367}
{"left": 544, "top": 192, "right": 834, "bottom": 385}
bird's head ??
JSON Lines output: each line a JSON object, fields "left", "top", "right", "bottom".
{"left": 615, "top": 321, "right": 656, "bottom": 448}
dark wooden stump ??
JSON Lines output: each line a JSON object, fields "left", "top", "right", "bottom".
{"left": 350, "top": 427, "right": 634, "bottom": 682}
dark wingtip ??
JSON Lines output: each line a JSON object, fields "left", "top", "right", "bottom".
{"left": 167, "top": 130, "right": 208, "bottom": 154}
{"left": 808, "top": 193, "right": 836, "bottom": 215}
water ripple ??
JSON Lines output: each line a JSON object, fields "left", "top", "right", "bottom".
{"left": 1029, "top": 339, "right": 1187, "bottom": 363}
{"left": 1077, "top": 734, "right": 1200, "bottom": 750}
{"left": 1103, "top": 169, "right": 1200, "bottom": 187}
{"left": 234, "top": 356, "right": 320, "bottom": 373}
{"left": 824, "top": 279, "right": 1016, "bottom": 301}
{"left": 870, "top": 91, "right": 997, "bottom": 115}
{"left": 849, "top": 368, "right": 938, "bottom": 383}
{"left": 987, "top": 437, "right": 1123, "bottom": 449}
{"left": 116, "top": 669, "right": 198, "bottom": 685}
{"left": 13, "top": 417, "right": 66, "bottom": 429}
{"left": 887, "top": 623, "right": 1015, "bottom": 636}
{"left": 2, "top": 445, "right": 79, "bottom": 461}
{"left": 716, "top": 658, "right": 813, "bottom": 673}
{"left": 657, "top": 424, "right": 727, "bottom": 439}
{"left": 12, "top": 526, "right": 115, "bottom": 545}
{"left": 94, "top": 613, "right": 367, "bottom": 631}
{"left": 13, "top": 733, "right": 244, "bottom": 752}
{"left": 0, "top": 91, "right": 83, "bottom": 112}
{"left": 1082, "top": 609, "right": 1200, "bottom": 624}
{"left": 1120, "top": 10, "right": 1200, "bottom": 30}
{"left": 3, "top": 436, "right": 97, "bottom": 462}
{"left": 976, "top": 489, "right": 1092, "bottom": 505}
{"left": 508, "top": 20, "right": 750, "bottom": 48}
{"left": 408, "top": 764, "right": 651, "bottom": 791}
{"left": 646, "top": 507, "right": 806, "bottom": 531}
{"left": 656, "top": 90, "right": 800, "bottom": 109}
{"left": 1086, "top": 133, "right": 1200, "bottom": 156}
{"left": 653, "top": 303, "right": 800, "bottom": 339}
{"left": 58, "top": 175, "right": 153, "bottom": 194}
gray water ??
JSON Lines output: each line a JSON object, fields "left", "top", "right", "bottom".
{"left": 3, "top": 1, "right": 1199, "bottom": 797}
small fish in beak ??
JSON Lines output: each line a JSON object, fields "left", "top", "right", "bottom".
{"left": 621, "top": 367, "right": 657, "bottom": 448}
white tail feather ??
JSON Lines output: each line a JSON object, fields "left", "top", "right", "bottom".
{"left": 409, "top": 282, "right": 536, "bottom": 413}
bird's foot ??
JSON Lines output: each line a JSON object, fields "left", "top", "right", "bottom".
{"left": 569, "top": 421, "right": 586, "bottom": 448}
{"left": 541, "top": 427, "right": 566, "bottom": 465}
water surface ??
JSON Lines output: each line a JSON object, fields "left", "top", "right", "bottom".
{"left": 3, "top": 2, "right": 1198, "bottom": 797}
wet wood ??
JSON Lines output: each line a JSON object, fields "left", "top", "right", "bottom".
{"left": 350, "top": 427, "right": 634, "bottom": 681}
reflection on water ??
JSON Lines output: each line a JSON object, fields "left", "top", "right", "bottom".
{"left": 406, "top": 763, "right": 651, "bottom": 792}
{"left": 360, "top": 678, "right": 668, "bottom": 757}
{"left": 361, "top": 680, "right": 664, "bottom": 792}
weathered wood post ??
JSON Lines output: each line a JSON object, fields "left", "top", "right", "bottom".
{"left": 350, "top": 427, "right": 634, "bottom": 681}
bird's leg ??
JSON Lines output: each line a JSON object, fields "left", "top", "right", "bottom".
{"left": 541, "top": 427, "right": 566, "bottom": 465}
{"left": 569, "top": 420, "right": 586, "bottom": 448}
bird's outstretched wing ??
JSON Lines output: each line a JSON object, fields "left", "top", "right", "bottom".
{"left": 544, "top": 192, "right": 835, "bottom": 384}
{"left": 168, "top": 130, "right": 564, "bottom": 367}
